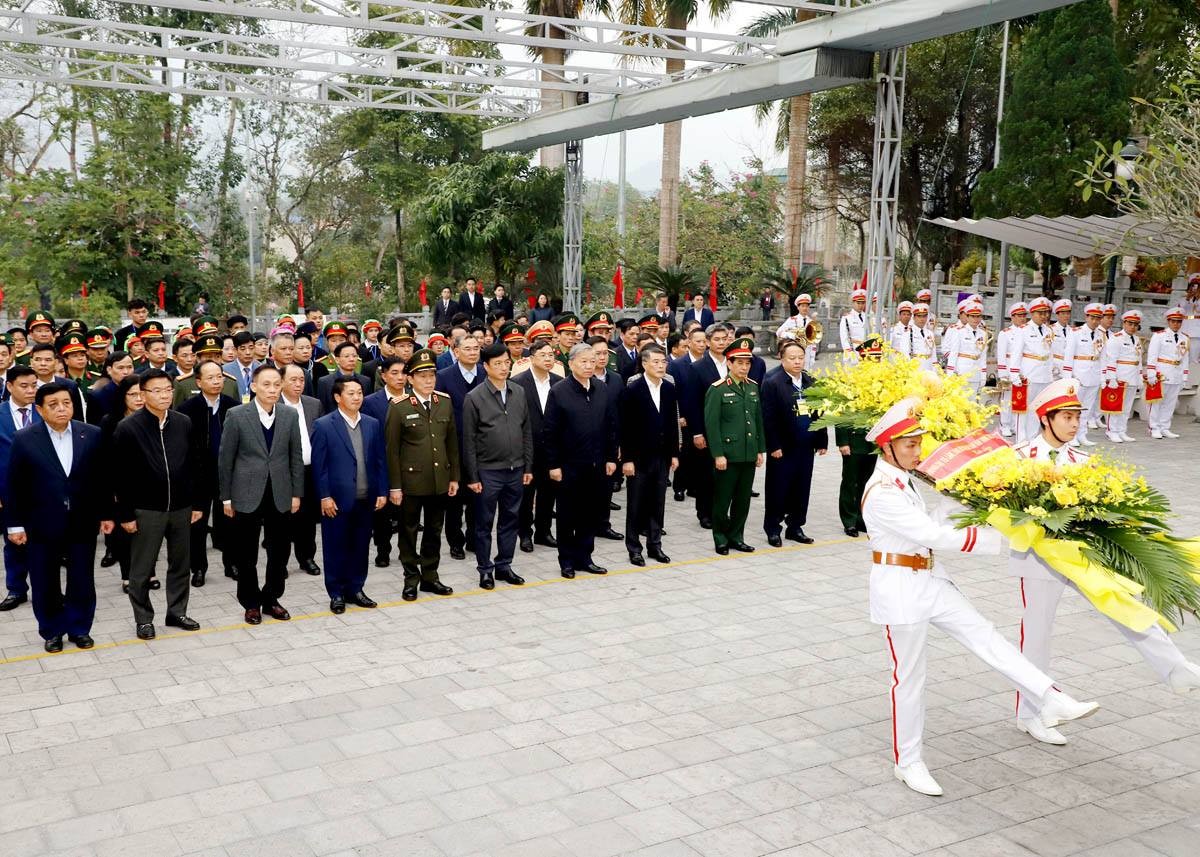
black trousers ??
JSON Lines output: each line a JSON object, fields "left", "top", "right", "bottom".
{"left": 444, "top": 491, "right": 475, "bottom": 552}
{"left": 28, "top": 538, "right": 96, "bottom": 640}
{"left": 688, "top": 438, "right": 715, "bottom": 523}
{"left": 557, "top": 463, "right": 606, "bottom": 570}
{"left": 234, "top": 486, "right": 292, "bottom": 610}
{"left": 290, "top": 466, "right": 319, "bottom": 564}
{"left": 372, "top": 504, "right": 398, "bottom": 560}
{"left": 474, "top": 468, "right": 524, "bottom": 575}
{"left": 838, "top": 452, "right": 876, "bottom": 531}
{"left": 190, "top": 489, "right": 233, "bottom": 574}
{"left": 625, "top": 459, "right": 669, "bottom": 554}
{"left": 518, "top": 467, "right": 556, "bottom": 540}
{"left": 764, "top": 449, "right": 816, "bottom": 537}
{"left": 398, "top": 493, "right": 448, "bottom": 588}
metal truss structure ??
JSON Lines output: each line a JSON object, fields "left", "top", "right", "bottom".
{"left": 866, "top": 47, "right": 905, "bottom": 333}
{"left": 562, "top": 139, "right": 584, "bottom": 312}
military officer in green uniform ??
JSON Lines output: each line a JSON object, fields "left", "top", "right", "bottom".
{"left": 585, "top": 311, "right": 620, "bottom": 373}
{"left": 836, "top": 337, "right": 884, "bottom": 538}
{"left": 172, "top": 333, "right": 240, "bottom": 407}
{"left": 58, "top": 332, "right": 101, "bottom": 393}
{"left": 386, "top": 348, "right": 459, "bottom": 602}
{"left": 703, "top": 336, "right": 765, "bottom": 554}
{"left": 553, "top": 313, "right": 581, "bottom": 371}
{"left": 86, "top": 327, "right": 112, "bottom": 374}
{"left": 17, "top": 311, "right": 56, "bottom": 365}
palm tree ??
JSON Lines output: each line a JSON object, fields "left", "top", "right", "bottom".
{"left": 525, "top": 0, "right": 612, "bottom": 168}
{"left": 742, "top": 9, "right": 819, "bottom": 273}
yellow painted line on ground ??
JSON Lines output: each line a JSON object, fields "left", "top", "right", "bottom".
{"left": 0, "top": 536, "right": 858, "bottom": 667}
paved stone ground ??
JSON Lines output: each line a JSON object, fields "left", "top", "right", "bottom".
{"left": 1, "top": 411, "right": 1199, "bottom": 857}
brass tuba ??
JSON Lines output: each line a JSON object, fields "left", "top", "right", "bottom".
{"left": 799, "top": 319, "right": 823, "bottom": 348}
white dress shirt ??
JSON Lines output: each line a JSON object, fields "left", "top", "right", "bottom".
{"left": 531, "top": 371, "right": 551, "bottom": 412}
{"left": 8, "top": 399, "right": 32, "bottom": 429}
{"left": 646, "top": 376, "right": 662, "bottom": 411}
{"left": 281, "top": 395, "right": 312, "bottom": 465}
{"left": 255, "top": 399, "right": 276, "bottom": 430}
{"left": 48, "top": 424, "right": 73, "bottom": 475}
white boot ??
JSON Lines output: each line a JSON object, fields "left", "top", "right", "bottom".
{"left": 1106, "top": 432, "right": 1124, "bottom": 443}
{"left": 1168, "top": 661, "right": 1200, "bottom": 695}
{"left": 1151, "top": 430, "right": 1164, "bottom": 439}
{"left": 1018, "top": 717, "right": 1067, "bottom": 745}
{"left": 1163, "top": 429, "right": 1180, "bottom": 438}
{"left": 1078, "top": 436, "right": 1097, "bottom": 446}
{"left": 1039, "top": 688, "right": 1100, "bottom": 727}
{"left": 894, "top": 762, "right": 943, "bottom": 796}
{"left": 1121, "top": 432, "right": 1137, "bottom": 442}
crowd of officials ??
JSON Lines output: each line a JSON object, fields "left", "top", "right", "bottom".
{"left": 0, "top": 280, "right": 831, "bottom": 654}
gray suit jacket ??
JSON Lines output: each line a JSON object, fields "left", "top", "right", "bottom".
{"left": 286, "top": 394, "right": 322, "bottom": 436}
{"left": 218, "top": 402, "right": 305, "bottom": 513}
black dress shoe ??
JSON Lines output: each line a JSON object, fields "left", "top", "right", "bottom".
{"left": 350, "top": 591, "right": 377, "bottom": 608}
{"left": 699, "top": 518, "right": 713, "bottom": 530}
{"left": 449, "top": 547, "right": 466, "bottom": 560}
{"left": 715, "top": 545, "right": 730, "bottom": 555}
{"left": 0, "top": 593, "right": 27, "bottom": 611}
{"left": 44, "top": 636, "right": 63, "bottom": 653}
{"left": 166, "top": 614, "right": 200, "bottom": 631}
{"left": 844, "top": 527, "right": 859, "bottom": 538}
{"left": 224, "top": 568, "right": 238, "bottom": 580}
{"left": 767, "top": 534, "right": 783, "bottom": 548}
{"left": 648, "top": 547, "right": 670, "bottom": 564}
{"left": 100, "top": 550, "right": 117, "bottom": 568}
{"left": 264, "top": 604, "right": 291, "bottom": 621}
{"left": 401, "top": 587, "right": 418, "bottom": 601}
{"left": 520, "top": 538, "right": 534, "bottom": 553}
{"left": 732, "top": 542, "right": 756, "bottom": 553}
{"left": 244, "top": 609, "right": 261, "bottom": 625}
{"left": 599, "top": 528, "right": 623, "bottom": 541}
{"left": 330, "top": 597, "right": 346, "bottom": 614}
{"left": 629, "top": 553, "right": 646, "bottom": 567}
{"left": 480, "top": 573, "right": 495, "bottom": 590}
{"left": 136, "top": 623, "right": 156, "bottom": 639}
{"left": 673, "top": 491, "right": 686, "bottom": 502}
{"left": 583, "top": 563, "right": 608, "bottom": 575}
{"left": 122, "top": 582, "right": 130, "bottom": 594}
{"left": 750, "top": 490, "right": 760, "bottom": 498}
{"left": 561, "top": 568, "right": 575, "bottom": 579}
{"left": 608, "top": 500, "right": 621, "bottom": 511}
{"left": 148, "top": 578, "right": 161, "bottom": 590}
{"left": 191, "top": 571, "right": 206, "bottom": 588}
{"left": 374, "top": 554, "right": 389, "bottom": 568}
{"left": 534, "top": 534, "right": 558, "bottom": 548}
{"left": 302, "top": 559, "right": 322, "bottom": 575}
{"left": 419, "top": 581, "right": 453, "bottom": 596}
{"left": 496, "top": 570, "right": 524, "bottom": 585}
{"left": 786, "top": 528, "right": 815, "bottom": 544}
{"left": 68, "top": 634, "right": 94, "bottom": 650}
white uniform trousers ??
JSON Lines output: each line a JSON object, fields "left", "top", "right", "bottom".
{"left": 884, "top": 578, "right": 1053, "bottom": 768}
{"left": 1017, "top": 382, "right": 1050, "bottom": 442}
{"left": 1149, "top": 383, "right": 1183, "bottom": 432}
{"left": 1105, "top": 384, "right": 1138, "bottom": 435}
{"left": 998, "top": 388, "right": 1015, "bottom": 434}
{"left": 1074, "top": 384, "right": 1099, "bottom": 441}
{"left": 1015, "top": 573, "right": 1188, "bottom": 720}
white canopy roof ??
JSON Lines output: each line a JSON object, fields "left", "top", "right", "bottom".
{"left": 923, "top": 214, "right": 1188, "bottom": 258}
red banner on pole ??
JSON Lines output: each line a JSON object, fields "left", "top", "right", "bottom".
{"left": 418, "top": 277, "right": 428, "bottom": 307}
{"left": 708, "top": 268, "right": 718, "bottom": 312}
{"left": 364, "top": 279, "right": 372, "bottom": 298}
{"left": 157, "top": 280, "right": 166, "bottom": 310}
{"left": 297, "top": 278, "right": 305, "bottom": 310}
{"left": 81, "top": 281, "right": 89, "bottom": 299}
{"left": 612, "top": 265, "right": 624, "bottom": 309}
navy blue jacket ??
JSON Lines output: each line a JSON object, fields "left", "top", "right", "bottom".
{"left": 6, "top": 420, "right": 110, "bottom": 539}
{"left": 360, "top": 389, "right": 395, "bottom": 429}
{"left": 436, "top": 363, "right": 483, "bottom": 445}
{"left": 310, "top": 411, "right": 389, "bottom": 509}
{"left": 760, "top": 366, "right": 828, "bottom": 455}
{"left": 682, "top": 307, "right": 715, "bottom": 329}
{"left": 0, "top": 402, "right": 41, "bottom": 511}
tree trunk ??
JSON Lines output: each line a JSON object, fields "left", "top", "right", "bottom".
{"left": 823, "top": 148, "right": 840, "bottom": 272}
{"left": 538, "top": 46, "right": 567, "bottom": 169}
{"left": 394, "top": 208, "right": 406, "bottom": 306}
{"left": 782, "top": 93, "right": 811, "bottom": 271}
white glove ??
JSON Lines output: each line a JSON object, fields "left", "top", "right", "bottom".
{"left": 1146, "top": 370, "right": 1158, "bottom": 384}
{"left": 1105, "top": 379, "right": 1117, "bottom": 389}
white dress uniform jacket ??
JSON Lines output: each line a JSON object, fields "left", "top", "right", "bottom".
{"left": 944, "top": 325, "right": 987, "bottom": 385}
{"left": 1011, "top": 322, "right": 1055, "bottom": 385}
{"left": 1051, "top": 321, "right": 1073, "bottom": 377}
{"left": 1062, "top": 325, "right": 1106, "bottom": 387}
{"left": 1146, "top": 328, "right": 1190, "bottom": 386}
{"left": 775, "top": 313, "right": 818, "bottom": 364}
{"left": 839, "top": 311, "right": 868, "bottom": 361}
{"left": 910, "top": 325, "right": 937, "bottom": 371}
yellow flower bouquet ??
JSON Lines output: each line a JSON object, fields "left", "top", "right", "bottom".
{"left": 937, "top": 446, "right": 1200, "bottom": 628}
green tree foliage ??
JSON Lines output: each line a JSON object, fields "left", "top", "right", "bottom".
{"left": 974, "top": 0, "right": 1130, "bottom": 220}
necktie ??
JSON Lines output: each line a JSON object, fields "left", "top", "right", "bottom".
{"left": 423, "top": 400, "right": 431, "bottom": 414}
{"left": 244, "top": 367, "right": 251, "bottom": 389}
{"left": 18, "top": 407, "right": 28, "bottom": 427}
{"left": 1049, "top": 448, "right": 1059, "bottom": 462}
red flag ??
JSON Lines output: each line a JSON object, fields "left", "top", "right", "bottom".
{"left": 684, "top": 291, "right": 690, "bottom": 302}
{"left": 790, "top": 265, "right": 798, "bottom": 291}
{"left": 297, "top": 278, "right": 306, "bottom": 309}
{"left": 0, "top": 287, "right": 5, "bottom": 307}
{"left": 364, "top": 279, "right": 372, "bottom": 298}
{"left": 586, "top": 280, "right": 592, "bottom": 305}
{"left": 524, "top": 286, "right": 535, "bottom": 309}
{"left": 525, "top": 267, "right": 536, "bottom": 284}
{"left": 612, "top": 265, "right": 624, "bottom": 309}
{"left": 20, "top": 304, "right": 27, "bottom": 319}
{"left": 157, "top": 280, "right": 166, "bottom": 310}
{"left": 860, "top": 269, "right": 868, "bottom": 291}
{"left": 634, "top": 287, "right": 644, "bottom": 305}
{"left": 708, "top": 267, "right": 718, "bottom": 312}
{"left": 81, "top": 281, "right": 89, "bottom": 299}
{"left": 418, "top": 277, "right": 428, "bottom": 307}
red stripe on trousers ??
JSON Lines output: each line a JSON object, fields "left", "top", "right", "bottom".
{"left": 885, "top": 625, "right": 900, "bottom": 764}
{"left": 1016, "top": 578, "right": 1026, "bottom": 715}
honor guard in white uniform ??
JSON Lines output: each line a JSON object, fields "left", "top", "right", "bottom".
{"left": 995, "top": 303, "right": 1028, "bottom": 437}
{"left": 1102, "top": 309, "right": 1144, "bottom": 442}
{"left": 889, "top": 301, "right": 915, "bottom": 357}
{"left": 1010, "top": 296, "right": 1055, "bottom": 443}
{"left": 839, "top": 288, "right": 869, "bottom": 364}
{"left": 1050, "top": 298, "right": 1074, "bottom": 378}
{"left": 1099, "top": 304, "right": 1117, "bottom": 340}
{"left": 861, "top": 398, "right": 1099, "bottom": 796}
{"left": 1060, "top": 303, "right": 1105, "bottom": 446}
{"left": 943, "top": 302, "right": 987, "bottom": 392}
{"left": 1146, "top": 307, "right": 1190, "bottom": 438}
{"left": 909, "top": 304, "right": 937, "bottom": 370}
{"left": 1182, "top": 275, "right": 1200, "bottom": 370}
{"left": 938, "top": 296, "right": 979, "bottom": 371}
{"left": 1009, "top": 380, "right": 1200, "bottom": 746}
{"left": 775, "top": 293, "right": 818, "bottom": 364}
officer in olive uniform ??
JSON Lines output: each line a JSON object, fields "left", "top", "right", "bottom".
{"left": 86, "top": 327, "right": 112, "bottom": 374}
{"left": 836, "top": 337, "right": 884, "bottom": 537}
{"left": 553, "top": 313, "right": 581, "bottom": 371}
{"left": 172, "top": 334, "right": 241, "bottom": 407}
{"left": 17, "top": 311, "right": 56, "bottom": 364}
{"left": 703, "top": 336, "right": 765, "bottom": 554}
{"left": 585, "top": 311, "right": 620, "bottom": 374}
{"left": 57, "top": 332, "right": 101, "bottom": 393}
{"left": 387, "top": 348, "right": 459, "bottom": 601}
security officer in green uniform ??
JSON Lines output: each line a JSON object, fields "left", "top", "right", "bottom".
{"left": 17, "top": 311, "right": 56, "bottom": 365}
{"left": 836, "top": 337, "right": 884, "bottom": 538}
{"left": 585, "top": 311, "right": 620, "bottom": 373}
{"left": 57, "top": 332, "right": 101, "bottom": 393}
{"left": 172, "top": 333, "right": 241, "bottom": 407}
{"left": 703, "top": 336, "right": 765, "bottom": 554}
{"left": 386, "top": 348, "right": 459, "bottom": 602}
{"left": 86, "top": 327, "right": 112, "bottom": 374}
{"left": 552, "top": 313, "right": 581, "bottom": 371}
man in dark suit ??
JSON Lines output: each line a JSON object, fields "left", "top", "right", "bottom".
{"left": 113, "top": 298, "right": 151, "bottom": 352}
{"left": 458, "top": 278, "right": 487, "bottom": 322}
{"left": 487, "top": 285, "right": 515, "bottom": 322}
{"left": 362, "top": 357, "right": 406, "bottom": 567}
{"left": 682, "top": 294, "right": 715, "bottom": 329}
{"left": 432, "top": 287, "right": 457, "bottom": 329}
{"left": 316, "top": 342, "right": 374, "bottom": 413}
{"left": 0, "top": 366, "right": 40, "bottom": 611}
{"left": 176, "top": 361, "right": 238, "bottom": 587}
{"left": 613, "top": 319, "right": 641, "bottom": 381}
{"left": 619, "top": 345, "right": 679, "bottom": 566}
{"left": 681, "top": 322, "right": 734, "bottom": 529}
{"left": 512, "top": 340, "right": 561, "bottom": 553}
{"left": 436, "top": 333, "right": 482, "bottom": 559}
{"left": 667, "top": 327, "right": 707, "bottom": 504}
{"left": 6, "top": 383, "right": 113, "bottom": 651}
{"left": 761, "top": 341, "right": 828, "bottom": 546}
{"left": 651, "top": 293, "right": 676, "bottom": 334}
{"left": 311, "top": 377, "right": 389, "bottom": 614}
{"left": 759, "top": 289, "right": 776, "bottom": 321}
{"left": 218, "top": 364, "right": 305, "bottom": 625}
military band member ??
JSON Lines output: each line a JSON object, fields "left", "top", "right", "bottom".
{"left": 1099, "top": 303, "right": 1117, "bottom": 337}
{"left": 889, "top": 301, "right": 915, "bottom": 356}
{"left": 775, "top": 293, "right": 818, "bottom": 365}
{"left": 1060, "top": 303, "right": 1105, "bottom": 446}
{"left": 945, "top": 302, "right": 988, "bottom": 395}
{"left": 839, "top": 288, "right": 869, "bottom": 362}
{"left": 861, "top": 395, "right": 1100, "bottom": 796}
{"left": 1146, "top": 307, "right": 1190, "bottom": 439}
{"left": 703, "top": 336, "right": 765, "bottom": 555}
{"left": 1102, "top": 309, "right": 1144, "bottom": 443}
{"left": 1050, "top": 298, "right": 1074, "bottom": 377}
{"left": 995, "top": 303, "right": 1028, "bottom": 437}
{"left": 387, "top": 349, "right": 458, "bottom": 601}
{"left": 909, "top": 304, "right": 937, "bottom": 370}
{"left": 1010, "top": 296, "right": 1055, "bottom": 443}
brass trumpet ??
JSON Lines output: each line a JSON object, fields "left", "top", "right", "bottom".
{"left": 798, "top": 319, "right": 823, "bottom": 348}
